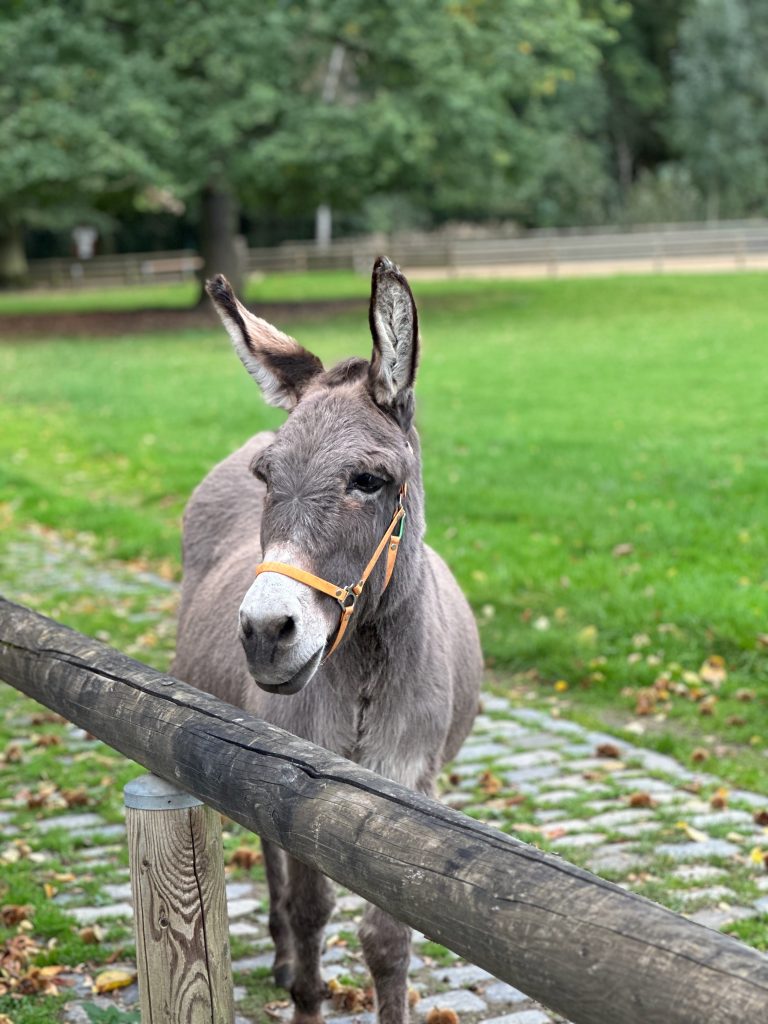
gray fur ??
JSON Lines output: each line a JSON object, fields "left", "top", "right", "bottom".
{"left": 173, "top": 258, "right": 482, "bottom": 1024}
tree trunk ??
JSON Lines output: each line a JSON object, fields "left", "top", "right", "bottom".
{"left": 197, "top": 184, "right": 244, "bottom": 304}
{"left": 0, "top": 219, "right": 28, "bottom": 288}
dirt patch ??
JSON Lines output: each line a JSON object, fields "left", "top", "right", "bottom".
{"left": 0, "top": 298, "right": 365, "bottom": 340}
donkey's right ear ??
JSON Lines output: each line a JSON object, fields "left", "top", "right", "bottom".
{"left": 206, "top": 275, "right": 323, "bottom": 411}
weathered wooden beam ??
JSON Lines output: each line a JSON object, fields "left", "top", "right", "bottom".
{"left": 125, "top": 774, "right": 234, "bottom": 1024}
{"left": 1, "top": 596, "right": 768, "bottom": 1024}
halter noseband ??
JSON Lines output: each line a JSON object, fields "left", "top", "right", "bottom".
{"left": 254, "top": 484, "right": 407, "bottom": 660}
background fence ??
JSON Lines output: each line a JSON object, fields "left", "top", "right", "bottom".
{"left": 24, "top": 220, "right": 768, "bottom": 288}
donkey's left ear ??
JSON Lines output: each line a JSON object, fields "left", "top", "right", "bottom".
{"left": 368, "top": 257, "right": 419, "bottom": 423}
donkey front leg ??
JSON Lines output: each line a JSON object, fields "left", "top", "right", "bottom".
{"left": 360, "top": 904, "right": 411, "bottom": 1024}
{"left": 263, "top": 839, "right": 295, "bottom": 990}
{"left": 286, "top": 857, "right": 335, "bottom": 1024}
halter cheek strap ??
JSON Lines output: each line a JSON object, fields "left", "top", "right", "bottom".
{"left": 254, "top": 484, "right": 407, "bottom": 660}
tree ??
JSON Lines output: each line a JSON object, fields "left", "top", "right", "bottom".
{"left": 125, "top": 0, "right": 607, "bottom": 293}
{"left": 670, "top": 0, "right": 768, "bottom": 219}
{"left": 1, "top": 0, "right": 607, "bottom": 293}
{"left": 0, "top": 1, "right": 172, "bottom": 285}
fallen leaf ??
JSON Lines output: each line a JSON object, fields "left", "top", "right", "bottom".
{"left": 78, "top": 924, "right": 105, "bottom": 945}
{"left": 327, "top": 977, "right": 374, "bottom": 1013}
{"left": 612, "top": 542, "right": 634, "bottom": 558}
{"left": 228, "top": 847, "right": 262, "bottom": 869}
{"left": 478, "top": 770, "right": 502, "bottom": 796}
{"left": 699, "top": 655, "right": 727, "bottom": 687}
{"left": 699, "top": 695, "right": 717, "bottom": 716}
{"left": 33, "top": 734, "right": 61, "bottom": 748}
{"left": 30, "top": 712, "right": 65, "bottom": 726}
{"left": 426, "top": 1009, "right": 460, "bottom": 1024}
{"left": 753, "top": 811, "right": 768, "bottom": 827}
{"left": 691, "top": 748, "right": 709, "bottom": 763}
{"left": 710, "top": 788, "right": 729, "bottom": 810}
{"left": 408, "top": 987, "right": 421, "bottom": 1007}
{"left": 62, "top": 788, "right": 90, "bottom": 808}
{"left": 676, "top": 822, "right": 709, "bottom": 843}
{"left": 553, "top": 679, "right": 569, "bottom": 693}
{"left": 628, "top": 791, "right": 657, "bottom": 809}
{"left": 94, "top": 968, "right": 137, "bottom": 993}
{"left": 577, "top": 625, "right": 598, "bottom": 645}
{"left": 0, "top": 905, "right": 32, "bottom": 927}
{"left": 264, "top": 1000, "right": 291, "bottom": 1019}
{"left": 596, "top": 743, "right": 621, "bottom": 759}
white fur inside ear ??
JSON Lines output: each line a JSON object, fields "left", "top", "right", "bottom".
{"left": 371, "top": 284, "right": 416, "bottom": 403}
{"left": 217, "top": 309, "right": 297, "bottom": 411}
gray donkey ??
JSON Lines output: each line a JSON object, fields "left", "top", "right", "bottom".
{"left": 173, "top": 257, "right": 482, "bottom": 1024}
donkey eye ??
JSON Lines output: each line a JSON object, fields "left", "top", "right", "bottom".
{"left": 350, "top": 473, "right": 387, "bottom": 495}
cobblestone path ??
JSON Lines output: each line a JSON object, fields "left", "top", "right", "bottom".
{"left": 5, "top": 692, "right": 767, "bottom": 1024}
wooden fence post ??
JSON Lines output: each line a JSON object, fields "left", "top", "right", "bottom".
{"left": 124, "top": 774, "right": 234, "bottom": 1024}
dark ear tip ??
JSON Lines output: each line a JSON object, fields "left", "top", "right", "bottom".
{"left": 205, "top": 274, "right": 233, "bottom": 302}
{"left": 372, "top": 255, "right": 398, "bottom": 277}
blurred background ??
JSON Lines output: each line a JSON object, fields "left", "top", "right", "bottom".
{"left": 1, "top": 0, "right": 767, "bottom": 792}
{"left": 1, "top": 0, "right": 767, "bottom": 293}
{"left": 2, "top": 3, "right": 768, "bottom": 1018}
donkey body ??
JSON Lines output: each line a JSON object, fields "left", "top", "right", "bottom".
{"left": 173, "top": 259, "right": 482, "bottom": 1024}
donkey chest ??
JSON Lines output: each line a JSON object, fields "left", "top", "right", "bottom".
{"left": 343, "top": 691, "right": 432, "bottom": 790}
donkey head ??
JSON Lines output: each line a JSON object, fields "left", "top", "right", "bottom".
{"left": 206, "top": 257, "right": 423, "bottom": 694}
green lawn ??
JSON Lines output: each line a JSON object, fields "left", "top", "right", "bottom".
{"left": 0, "top": 269, "right": 370, "bottom": 314}
{"left": 1, "top": 272, "right": 767, "bottom": 788}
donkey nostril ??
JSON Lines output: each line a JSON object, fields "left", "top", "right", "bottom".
{"left": 278, "top": 616, "right": 296, "bottom": 642}
{"left": 240, "top": 612, "right": 254, "bottom": 640}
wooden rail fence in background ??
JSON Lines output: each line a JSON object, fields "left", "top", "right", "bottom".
{"left": 23, "top": 219, "right": 768, "bottom": 289}
{"left": 1, "top": 596, "right": 768, "bottom": 1024}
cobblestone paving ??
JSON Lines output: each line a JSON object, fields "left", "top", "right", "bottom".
{"left": 7, "top": 693, "right": 767, "bottom": 1023}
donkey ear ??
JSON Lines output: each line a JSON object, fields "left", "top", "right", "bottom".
{"left": 206, "top": 275, "right": 323, "bottom": 411}
{"left": 368, "top": 257, "right": 419, "bottom": 414}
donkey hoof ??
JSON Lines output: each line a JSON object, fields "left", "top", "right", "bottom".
{"left": 273, "top": 960, "right": 295, "bottom": 991}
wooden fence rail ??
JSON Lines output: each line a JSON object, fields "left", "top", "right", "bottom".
{"left": 1, "top": 596, "right": 768, "bottom": 1024}
{"left": 23, "top": 219, "right": 768, "bottom": 287}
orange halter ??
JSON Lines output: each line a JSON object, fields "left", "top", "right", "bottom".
{"left": 254, "top": 484, "right": 407, "bottom": 660}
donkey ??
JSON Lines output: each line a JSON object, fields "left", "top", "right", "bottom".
{"left": 172, "top": 257, "right": 482, "bottom": 1024}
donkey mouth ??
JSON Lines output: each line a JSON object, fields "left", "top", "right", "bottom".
{"left": 251, "top": 645, "right": 324, "bottom": 695}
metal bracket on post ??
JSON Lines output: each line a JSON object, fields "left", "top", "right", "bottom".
{"left": 125, "top": 773, "right": 234, "bottom": 1024}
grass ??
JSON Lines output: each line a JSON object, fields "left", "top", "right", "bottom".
{"left": 0, "top": 269, "right": 369, "bottom": 314}
{"left": 1, "top": 272, "right": 768, "bottom": 790}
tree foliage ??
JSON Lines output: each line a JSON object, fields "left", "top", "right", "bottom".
{"left": 0, "top": 0, "right": 766, "bottom": 285}
{"left": 670, "top": 0, "right": 768, "bottom": 218}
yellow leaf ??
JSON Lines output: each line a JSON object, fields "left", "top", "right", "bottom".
{"left": 38, "top": 965, "right": 66, "bottom": 979}
{"left": 43, "top": 883, "right": 57, "bottom": 900}
{"left": 699, "top": 655, "right": 727, "bottom": 687}
{"left": 554, "top": 680, "right": 569, "bottom": 693}
{"left": 95, "top": 968, "right": 137, "bottom": 993}
{"left": 675, "top": 822, "right": 709, "bottom": 843}
{"left": 749, "top": 847, "right": 766, "bottom": 865}
{"left": 577, "top": 625, "right": 598, "bottom": 645}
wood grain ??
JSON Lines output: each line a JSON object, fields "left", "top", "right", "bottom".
{"left": 127, "top": 802, "right": 233, "bottom": 1023}
{"left": 2, "top": 596, "right": 768, "bottom": 1024}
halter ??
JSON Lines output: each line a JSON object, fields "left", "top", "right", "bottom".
{"left": 254, "top": 484, "right": 407, "bottom": 660}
